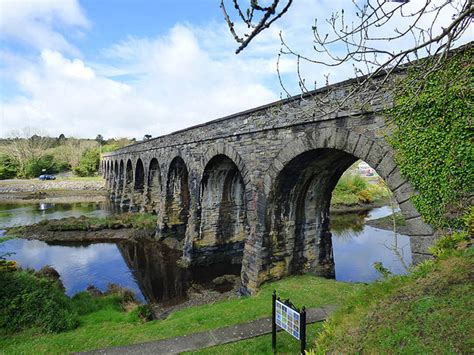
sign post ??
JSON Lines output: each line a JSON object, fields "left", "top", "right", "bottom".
{"left": 272, "top": 290, "right": 307, "bottom": 354}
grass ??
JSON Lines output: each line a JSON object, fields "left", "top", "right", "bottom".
{"left": 331, "top": 174, "right": 390, "bottom": 207}
{"left": 7, "top": 213, "right": 157, "bottom": 235}
{"left": 186, "top": 248, "right": 474, "bottom": 355}
{"left": 314, "top": 248, "right": 474, "bottom": 354}
{"left": 0, "top": 275, "right": 361, "bottom": 354}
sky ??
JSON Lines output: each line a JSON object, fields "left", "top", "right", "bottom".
{"left": 0, "top": 0, "right": 471, "bottom": 139}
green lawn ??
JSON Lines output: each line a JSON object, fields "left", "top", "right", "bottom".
{"left": 0, "top": 275, "right": 361, "bottom": 354}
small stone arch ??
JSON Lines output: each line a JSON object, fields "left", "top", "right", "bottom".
{"left": 163, "top": 156, "right": 190, "bottom": 240}
{"left": 122, "top": 158, "right": 134, "bottom": 207}
{"left": 196, "top": 154, "right": 248, "bottom": 261}
{"left": 147, "top": 157, "right": 162, "bottom": 213}
{"left": 133, "top": 158, "right": 145, "bottom": 209}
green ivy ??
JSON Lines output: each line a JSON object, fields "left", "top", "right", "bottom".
{"left": 388, "top": 47, "right": 473, "bottom": 229}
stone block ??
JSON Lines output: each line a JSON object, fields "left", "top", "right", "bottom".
{"left": 393, "top": 181, "right": 415, "bottom": 203}
{"left": 410, "top": 234, "right": 438, "bottom": 255}
{"left": 376, "top": 153, "right": 397, "bottom": 179}
{"left": 405, "top": 216, "right": 434, "bottom": 236}
{"left": 399, "top": 199, "right": 421, "bottom": 220}
{"left": 386, "top": 168, "right": 406, "bottom": 192}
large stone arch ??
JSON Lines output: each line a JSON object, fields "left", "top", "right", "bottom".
{"left": 253, "top": 127, "right": 434, "bottom": 285}
{"left": 162, "top": 156, "right": 191, "bottom": 240}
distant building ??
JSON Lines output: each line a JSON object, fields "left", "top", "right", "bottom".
{"left": 358, "top": 162, "right": 376, "bottom": 176}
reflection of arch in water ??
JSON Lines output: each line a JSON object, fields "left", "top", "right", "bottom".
{"left": 118, "top": 241, "right": 189, "bottom": 306}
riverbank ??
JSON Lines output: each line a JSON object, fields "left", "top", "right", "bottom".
{"left": 0, "top": 177, "right": 106, "bottom": 203}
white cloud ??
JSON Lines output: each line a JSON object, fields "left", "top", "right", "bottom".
{"left": 1, "top": 1, "right": 471, "bottom": 139}
{"left": 1, "top": 25, "right": 278, "bottom": 138}
{"left": 0, "top": 0, "right": 89, "bottom": 55}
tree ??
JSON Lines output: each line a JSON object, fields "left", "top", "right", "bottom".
{"left": 95, "top": 134, "right": 105, "bottom": 145}
{"left": 3, "top": 128, "right": 53, "bottom": 178}
{"left": 143, "top": 134, "right": 152, "bottom": 141}
{"left": 221, "top": 0, "right": 473, "bottom": 105}
{"left": 73, "top": 148, "right": 100, "bottom": 177}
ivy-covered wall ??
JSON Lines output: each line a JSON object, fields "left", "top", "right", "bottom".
{"left": 388, "top": 46, "right": 473, "bottom": 230}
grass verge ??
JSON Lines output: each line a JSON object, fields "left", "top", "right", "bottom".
{"left": 314, "top": 248, "right": 473, "bottom": 354}
{"left": 0, "top": 275, "right": 360, "bottom": 354}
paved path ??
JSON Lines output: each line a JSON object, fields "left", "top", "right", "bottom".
{"left": 84, "top": 305, "right": 336, "bottom": 355}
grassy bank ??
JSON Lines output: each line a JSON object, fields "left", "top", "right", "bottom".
{"left": 7, "top": 213, "right": 157, "bottom": 236}
{"left": 0, "top": 275, "right": 361, "bottom": 354}
{"left": 313, "top": 248, "right": 473, "bottom": 353}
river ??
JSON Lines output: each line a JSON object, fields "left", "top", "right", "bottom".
{"left": 0, "top": 202, "right": 411, "bottom": 306}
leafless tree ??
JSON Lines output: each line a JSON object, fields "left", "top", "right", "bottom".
{"left": 222, "top": 0, "right": 473, "bottom": 107}
{"left": 3, "top": 128, "right": 52, "bottom": 177}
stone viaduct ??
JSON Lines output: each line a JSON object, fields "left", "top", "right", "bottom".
{"left": 101, "top": 75, "right": 435, "bottom": 295}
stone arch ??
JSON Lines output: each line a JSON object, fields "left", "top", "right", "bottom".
{"left": 133, "top": 158, "right": 145, "bottom": 209}
{"left": 111, "top": 160, "right": 119, "bottom": 198}
{"left": 122, "top": 158, "right": 134, "bottom": 207}
{"left": 201, "top": 143, "right": 252, "bottom": 189}
{"left": 163, "top": 156, "right": 190, "bottom": 240}
{"left": 147, "top": 157, "right": 162, "bottom": 213}
{"left": 194, "top": 154, "right": 247, "bottom": 264}
{"left": 116, "top": 159, "right": 125, "bottom": 201}
{"left": 258, "top": 127, "right": 433, "bottom": 284}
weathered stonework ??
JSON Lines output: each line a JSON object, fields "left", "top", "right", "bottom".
{"left": 102, "top": 73, "right": 436, "bottom": 295}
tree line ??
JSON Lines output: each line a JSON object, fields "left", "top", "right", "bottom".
{"left": 0, "top": 130, "right": 135, "bottom": 180}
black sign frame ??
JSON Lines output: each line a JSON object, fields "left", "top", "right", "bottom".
{"left": 272, "top": 290, "right": 306, "bottom": 354}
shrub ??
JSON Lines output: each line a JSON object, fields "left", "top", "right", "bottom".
{"left": 0, "top": 154, "right": 18, "bottom": 179}
{"left": 0, "top": 269, "right": 78, "bottom": 333}
{"left": 73, "top": 148, "right": 100, "bottom": 177}
{"left": 24, "top": 154, "right": 59, "bottom": 178}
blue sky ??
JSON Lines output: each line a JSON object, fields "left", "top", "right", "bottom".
{"left": 0, "top": 0, "right": 470, "bottom": 139}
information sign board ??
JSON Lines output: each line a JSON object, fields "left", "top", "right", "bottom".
{"left": 275, "top": 299, "right": 300, "bottom": 340}
{"left": 272, "top": 290, "right": 306, "bottom": 354}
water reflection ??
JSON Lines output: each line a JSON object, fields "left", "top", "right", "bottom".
{"left": 331, "top": 206, "right": 411, "bottom": 282}
{"left": 0, "top": 239, "right": 143, "bottom": 299}
{"left": 0, "top": 202, "right": 412, "bottom": 306}
{"left": 0, "top": 201, "right": 121, "bottom": 228}
{"left": 118, "top": 241, "right": 241, "bottom": 306}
